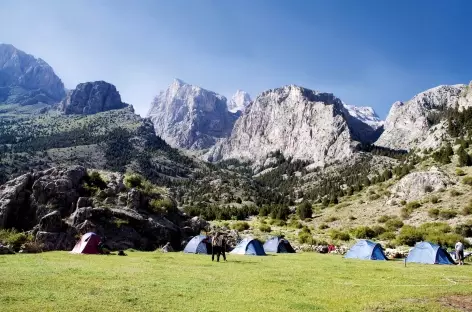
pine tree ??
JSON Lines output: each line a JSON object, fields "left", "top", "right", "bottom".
{"left": 457, "top": 146, "right": 472, "bottom": 167}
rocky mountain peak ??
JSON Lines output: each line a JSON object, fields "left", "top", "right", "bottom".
{"left": 0, "top": 43, "right": 65, "bottom": 105}
{"left": 205, "top": 85, "right": 380, "bottom": 166}
{"left": 342, "top": 103, "right": 384, "bottom": 130}
{"left": 60, "top": 81, "right": 128, "bottom": 115}
{"left": 147, "top": 80, "right": 237, "bottom": 150}
{"left": 228, "top": 90, "right": 251, "bottom": 113}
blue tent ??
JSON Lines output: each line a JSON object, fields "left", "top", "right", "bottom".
{"left": 406, "top": 242, "right": 455, "bottom": 265}
{"left": 345, "top": 240, "right": 387, "bottom": 260}
{"left": 263, "top": 236, "right": 295, "bottom": 253}
{"left": 230, "top": 238, "right": 266, "bottom": 256}
{"left": 183, "top": 235, "right": 211, "bottom": 254}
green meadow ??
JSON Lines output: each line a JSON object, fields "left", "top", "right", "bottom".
{"left": 1, "top": 252, "right": 471, "bottom": 312}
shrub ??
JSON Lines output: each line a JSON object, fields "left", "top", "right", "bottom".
{"left": 348, "top": 215, "right": 357, "bottom": 221}
{"left": 450, "top": 189, "right": 462, "bottom": 197}
{"left": 400, "top": 200, "right": 407, "bottom": 206}
{"left": 319, "top": 223, "right": 329, "bottom": 230}
{"left": 231, "top": 221, "right": 250, "bottom": 231}
{"left": 406, "top": 201, "right": 421, "bottom": 209}
{"left": 377, "top": 215, "right": 392, "bottom": 223}
{"left": 351, "top": 226, "right": 375, "bottom": 239}
{"left": 326, "top": 216, "right": 338, "bottom": 223}
{"left": 371, "top": 225, "right": 386, "bottom": 237}
{"left": 258, "top": 224, "right": 271, "bottom": 233}
{"left": 456, "top": 168, "right": 466, "bottom": 176}
{"left": 124, "top": 173, "right": 143, "bottom": 189}
{"left": 439, "top": 209, "right": 457, "bottom": 220}
{"left": 385, "top": 218, "right": 404, "bottom": 231}
{"left": 288, "top": 219, "right": 303, "bottom": 229}
{"left": 297, "top": 201, "right": 313, "bottom": 220}
{"left": 401, "top": 201, "right": 421, "bottom": 219}
{"left": 368, "top": 194, "right": 381, "bottom": 201}
{"left": 149, "top": 198, "right": 176, "bottom": 214}
{"left": 329, "top": 229, "right": 350, "bottom": 241}
{"left": 430, "top": 196, "right": 440, "bottom": 204}
{"left": 424, "top": 185, "right": 434, "bottom": 193}
{"left": 273, "top": 219, "right": 287, "bottom": 227}
{"left": 463, "top": 176, "right": 472, "bottom": 186}
{"left": 461, "top": 203, "right": 472, "bottom": 216}
{"left": 0, "top": 229, "right": 33, "bottom": 251}
{"left": 428, "top": 208, "right": 440, "bottom": 218}
{"left": 298, "top": 232, "right": 315, "bottom": 245}
{"left": 379, "top": 231, "right": 396, "bottom": 241}
{"left": 396, "top": 225, "right": 423, "bottom": 246}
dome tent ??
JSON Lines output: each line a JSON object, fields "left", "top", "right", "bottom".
{"left": 183, "top": 235, "right": 211, "bottom": 254}
{"left": 70, "top": 232, "right": 101, "bottom": 254}
{"left": 263, "top": 236, "right": 295, "bottom": 253}
{"left": 344, "top": 240, "right": 387, "bottom": 260}
{"left": 406, "top": 242, "right": 455, "bottom": 265}
{"left": 230, "top": 238, "right": 266, "bottom": 256}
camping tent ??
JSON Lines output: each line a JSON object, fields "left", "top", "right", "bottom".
{"left": 230, "top": 238, "right": 266, "bottom": 256}
{"left": 406, "top": 242, "right": 455, "bottom": 265}
{"left": 183, "top": 235, "right": 211, "bottom": 254}
{"left": 70, "top": 232, "right": 101, "bottom": 254}
{"left": 263, "top": 236, "right": 295, "bottom": 253}
{"left": 344, "top": 240, "right": 387, "bottom": 260}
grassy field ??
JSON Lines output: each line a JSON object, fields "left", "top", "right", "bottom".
{"left": 1, "top": 252, "right": 472, "bottom": 312}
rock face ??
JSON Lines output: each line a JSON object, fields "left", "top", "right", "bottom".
{"left": 390, "top": 168, "right": 452, "bottom": 201}
{"left": 228, "top": 90, "right": 251, "bottom": 113}
{"left": 0, "top": 43, "right": 65, "bottom": 105}
{"left": 343, "top": 103, "right": 383, "bottom": 130}
{"left": 0, "top": 166, "right": 208, "bottom": 251}
{"left": 376, "top": 84, "right": 472, "bottom": 151}
{"left": 205, "top": 85, "right": 380, "bottom": 166}
{"left": 147, "top": 79, "right": 238, "bottom": 149}
{"left": 60, "top": 81, "right": 127, "bottom": 115}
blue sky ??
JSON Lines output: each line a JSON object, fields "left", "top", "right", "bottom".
{"left": 1, "top": 0, "right": 471, "bottom": 118}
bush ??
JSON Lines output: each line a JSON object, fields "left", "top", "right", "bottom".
{"left": 351, "top": 226, "right": 375, "bottom": 239}
{"left": 0, "top": 229, "right": 33, "bottom": 251}
{"left": 287, "top": 219, "right": 303, "bottom": 229}
{"left": 428, "top": 208, "right": 440, "bottom": 218}
{"left": 297, "top": 201, "right": 313, "bottom": 220}
{"left": 406, "top": 201, "right": 421, "bottom": 209}
{"left": 439, "top": 209, "right": 457, "bottom": 220}
{"left": 385, "top": 218, "right": 404, "bottom": 231}
{"left": 319, "top": 223, "right": 329, "bottom": 230}
{"left": 326, "top": 216, "right": 338, "bottom": 223}
{"left": 371, "top": 225, "right": 386, "bottom": 237}
{"left": 379, "top": 231, "right": 396, "bottom": 241}
{"left": 231, "top": 221, "right": 250, "bottom": 232}
{"left": 368, "top": 194, "right": 381, "bottom": 201}
{"left": 377, "top": 215, "right": 392, "bottom": 223}
{"left": 463, "top": 176, "right": 472, "bottom": 186}
{"left": 348, "top": 215, "right": 357, "bottom": 221}
{"left": 298, "top": 232, "right": 315, "bottom": 245}
{"left": 396, "top": 225, "right": 423, "bottom": 246}
{"left": 124, "top": 173, "right": 143, "bottom": 189}
{"left": 430, "top": 196, "right": 440, "bottom": 204}
{"left": 424, "top": 185, "right": 434, "bottom": 193}
{"left": 462, "top": 203, "right": 472, "bottom": 216}
{"left": 401, "top": 201, "right": 421, "bottom": 219}
{"left": 450, "top": 189, "right": 462, "bottom": 197}
{"left": 456, "top": 168, "right": 466, "bottom": 176}
{"left": 258, "top": 224, "right": 271, "bottom": 233}
{"left": 149, "top": 198, "right": 176, "bottom": 214}
{"left": 272, "top": 219, "right": 287, "bottom": 227}
{"left": 329, "top": 229, "right": 350, "bottom": 241}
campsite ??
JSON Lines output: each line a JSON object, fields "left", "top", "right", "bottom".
{"left": 2, "top": 250, "right": 472, "bottom": 312}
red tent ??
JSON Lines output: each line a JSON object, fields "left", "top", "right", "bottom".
{"left": 70, "top": 232, "right": 101, "bottom": 254}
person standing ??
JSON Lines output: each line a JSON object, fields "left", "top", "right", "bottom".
{"left": 212, "top": 232, "right": 221, "bottom": 262}
{"left": 455, "top": 240, "right": 464, "bottom": 265}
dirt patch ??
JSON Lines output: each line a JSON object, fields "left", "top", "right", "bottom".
{"left": 439, "top": 295, "right": 472, "bottom": 312}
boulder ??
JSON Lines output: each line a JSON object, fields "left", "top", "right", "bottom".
{"left": 0, "top": 173, "right": 34, "bottom": 229}
{"left": 127, "top": 189, "right": 142, "bottom": 210}
{"left": 391, "top": 168, "right": 452, "bottom": 201}
{"left": 39, "top": 210, "right": 63, "bottom": 232}
{"left": 77, "top": 197, "right": 93, "bottom": 208}
{"left": 35, "top": 230, "right": 76, "bottom": 251}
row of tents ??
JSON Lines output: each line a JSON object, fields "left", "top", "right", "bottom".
{"left": 184, "top": 235, "right": 295, "bottom": 256}
{"left": 70, "top": 233, "right": 460, "bottom": 265}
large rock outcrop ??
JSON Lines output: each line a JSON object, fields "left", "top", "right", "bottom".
{"left": 0, "top": 43, "right": 65, "bottom": 105}
{"left": 205, "top": 85, "right": 381, "bottom": 166}
{"left": 0, "top": 166, "right": 208, "bottom": 251}
{"left": 60, "top": 81, "right": 127, "bottom": 115}
{"left": 376, "top": 84, "right": 472, "bottom": 151}
{"left": 147, "top": 79, "right": 238, "bottom": 149}
{"left": 390, "top": 168, "right": 452, "bottom": 201}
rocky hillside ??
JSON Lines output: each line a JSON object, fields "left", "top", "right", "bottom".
{"left": 0, "top": 44, "right": 65, "bottom": 107}
{"left": 147, "top": 79, "right": 239, "bottom": 150}
{"left": 0, "top": 166, "right": 209, "bottom": 251}
{"left": 205, "top": 85, "right": 382, "bottom": 166}
{"left": 376, "top": 83, "right": 472, "bottom": 151}
{"left": 60, "top": 81, "right": 128, "bottom": 115}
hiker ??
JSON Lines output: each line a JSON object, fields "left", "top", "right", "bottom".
{"left": 212, "top": 232, "right": 227, "bottom": 262}
{"left": 455, "top": 240, "right": 464, "bottom": 265}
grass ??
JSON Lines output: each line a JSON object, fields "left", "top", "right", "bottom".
{"left": 2, "top": 252, "right": 472, "bottom": 311}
